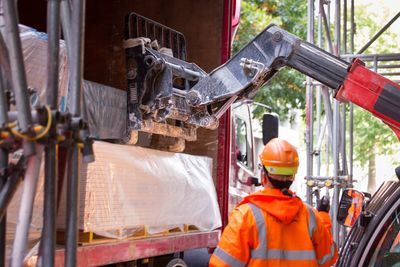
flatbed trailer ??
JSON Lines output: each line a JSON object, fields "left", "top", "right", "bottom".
{"left": 23, "top": 230, "right": 219, "bottom": 266}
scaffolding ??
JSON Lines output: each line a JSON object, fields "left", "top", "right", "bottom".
{"left": 0, "top": 0, "right": 399, "bottom": 265}
{"left": 305, "top": 0, "right": 400, "bottom": 245}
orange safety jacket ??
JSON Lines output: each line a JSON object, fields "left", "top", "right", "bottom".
{"left": 209, "top": 188, "right": 338, "bottom": 267}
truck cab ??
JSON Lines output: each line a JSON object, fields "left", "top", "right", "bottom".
{"left": 336, "top": 173, "right": 400, "bottom": 267}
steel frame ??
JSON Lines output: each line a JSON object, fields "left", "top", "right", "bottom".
{"left": 305, "top": 0, "right": 400, "bottom": 246}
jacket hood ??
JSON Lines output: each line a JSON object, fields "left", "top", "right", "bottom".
{"left": 239, "top": 188, "right": 303, "bottom": 224}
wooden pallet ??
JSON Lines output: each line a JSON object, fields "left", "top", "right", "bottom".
{"left": 56, "top": 224, "right": 200, "bottom": 246}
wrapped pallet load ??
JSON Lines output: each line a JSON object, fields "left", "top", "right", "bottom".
{"left": 56, "top": 141, "right": 221, "bottom": 240}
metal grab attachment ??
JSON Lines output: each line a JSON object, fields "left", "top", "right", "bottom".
{"left": 124, "top": 12, "right": 235, "bottom": 141}
{"left": 123, "top": 20, "right": 351, "bottom": 133}
{"left": 186, "top": 24, "right": 350, "bottom": 109}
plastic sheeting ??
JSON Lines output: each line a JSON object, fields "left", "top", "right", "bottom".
{"left": 20, "top": 25, "right": 127, "bottom": 139}
{"left": 56, "top": 141, "right": 221, "bottom": 239}
{"left": 83, "top": 81, "right": 127, "bottom": 139}
{"left": 20, "top": 25, "right": 69, "bottom": 109}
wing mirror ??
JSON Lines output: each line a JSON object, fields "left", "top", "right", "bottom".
{"left": 247, "top": 176, "right": 261, "bottom": 186}
{"left": 262, "top": 113, "right": 279, "bottom": 145}
{"left": 337, "top": 189, "right": 365, "bottom": 228}
{"left": 238, "top": 176, "right": 262, "bottom": 186}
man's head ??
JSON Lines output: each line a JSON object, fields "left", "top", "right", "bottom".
{"left": 259, "top": 138, "right": 299, "bottom": 190}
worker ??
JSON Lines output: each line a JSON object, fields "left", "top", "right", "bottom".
{"left": 209, "top": 138, "right": 338, "bottom": 267}
{"left": 344, "top": 190, "right": 363, "bottom": 227}
{"left": 317, "top": 195, "right": 333, "bottom": 235}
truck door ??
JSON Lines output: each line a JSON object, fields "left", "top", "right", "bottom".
{"left": 229, "top": 102, "right": 259, "bottom": 212}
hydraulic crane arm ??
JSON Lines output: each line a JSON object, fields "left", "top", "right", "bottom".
{"left": 186, "top": 24, "right": 400, "bottom": 139}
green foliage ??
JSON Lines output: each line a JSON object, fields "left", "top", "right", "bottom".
{"left": 232, "top": 0, "right": 307, "bottom": 121}
{"left": 353, "top": 5, "right": 398, "bottom": 54}
{"left": 353, "top": 106, "right": 398, "bottom": 166}
{"left": 352, "top": 4, "right": 399, "bottom": 166}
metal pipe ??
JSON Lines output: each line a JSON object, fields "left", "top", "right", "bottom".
{"left": 332, "top": 0, "right": 341, "bottom": 244}
{"left": 0, "top": 31, "right": 10, "bottom": 127}
{"left": 10, "top": 146, "right": 43, "bottom": 267}
{"left": 350, "top": 0, "right": 354, "bottom": 53}
{"left": 332, "top": 102, "right": 340, "bottom": 243}
{"left": 165, "top": 61, "right": 203, "bottom": 81}
{"left": 341, "top": 53, "right": 400, "bottom": 61}
{"left": 0, "top": 73, "right": 8, "bottom": 127}
{"left": 3, "top": 0, "right": 35, "bottom": 156}
{"left": 0, "top": 27, "right": 12, "bottom": 90}
{"left": 349, "top": 104, "right": 353, "bottom": 184}
{"left": 306, "top": 175, "right": 349, "bottom": 180}
{"left": 60, "top": 0, "right": 72, "bottom": 59}
{"left": 0, "top": 148, "right": 7, "bottom": 267}
{"left": 65, "top": 0, "right": 86, "bottom": 265}
{"left": 343, "top": 0, "right": 347, "bottom": 55}
{"left": 321, "top": 87, "right": 333, "bottom": 145}
{"left": 46, "top": 0, "right": 61, "bottom": 109}
{"left": 69, "top": 0, "right": 86, "bottom": 117}
{"left": 316, "top": 1, "right": 323, "bottom": 176}
{"left": 349, "top": 0, "right": 354, "bottom": 185}
{"left": 357, "top": 11, "right": 400, "bottom": 54}
{"left": 0, "top": 38, "right": 9, "bottom": 266}
{"left": 320, "top": 0, "right": 334, "bottom": 53}
{"left": 65, "top": 145, "right": 79, "bottom": 267}
{"left": 316, "top": 120, "right": 327, "bottom": 153}
{"left": 305, "top": 0, "right": 314, "bottom": 205}
{"left": 38, "top": 144, "right": 57, "bottom": 267}
{"left": 341, "top": 104, "right": 347, "bottom": 174}
{"left": 0, "top": 158, "right": 25, "bottom": 221}
{"left": 37, "top": 0, "right": 61, "bottom": 265}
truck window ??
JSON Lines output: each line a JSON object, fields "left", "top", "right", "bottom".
{"left": 234, "top": 116, "right": 253, "bottom": 170}
{"left": 368, "top": 208, "right": 400, "bottom": 267}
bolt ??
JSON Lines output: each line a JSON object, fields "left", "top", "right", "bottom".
{"left": 272, "top": 31, "right": 283, "bottom": 42}
{"left": 186, "top": 90, "right": 201, "bottom": 106}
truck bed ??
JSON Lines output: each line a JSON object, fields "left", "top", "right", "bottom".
{"left": 23, "top": 230, "right": 219, "bottom": 266}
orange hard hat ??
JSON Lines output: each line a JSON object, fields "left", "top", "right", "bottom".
{"left": 259, "top": 138, "right": 299, "bottom": 176}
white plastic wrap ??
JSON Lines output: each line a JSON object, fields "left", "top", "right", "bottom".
{"left": 19, "top": 25, "right": 127, "bottom": 139}
{"left": 83, "top": 81, "right": 127, "bottom": 139}
{"left": 56, "top": 141, "right": 221, "bottom": 239}
{"left": 19, "top": 25, "right": 69, "bottom": 109}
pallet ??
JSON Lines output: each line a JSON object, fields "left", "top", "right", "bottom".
{"left": 56, "top": 224, "right": 200, "bottom": 246}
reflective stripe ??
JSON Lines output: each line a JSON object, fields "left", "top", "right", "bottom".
{"left": 249, "top": 203, "right": 317, "bottom": 261}
{"left": 318, "top": 241, "right": 337, "bottom": 265}
{"left": 264, "top": 165, "right": 298, "bottom": 175}
{"left": 248, "top": 203, "right": 268, "bottom": 258}
{"left": 213, "top": 247, "right": 246, "bottom": 267}
{"left": 305, "top": 204, "right": 317, "bottom": 239}
{"left": 259, "top": 249, "right": 317, "bottom": 260}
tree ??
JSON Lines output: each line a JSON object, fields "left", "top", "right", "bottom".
{"left": 352, "top": 4, "right": 400, "bottom": 192}
{"left": 232, "top": 0, "right": 307, "bottom": 122}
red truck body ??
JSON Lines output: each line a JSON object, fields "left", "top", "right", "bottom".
{"left": 16, "top": 0, "right": 245, "bottom": 265}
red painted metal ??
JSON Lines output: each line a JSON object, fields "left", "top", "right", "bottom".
{"left": 216, "top": 0, "right": 235, "bottom": 229}
{"left": 217, "top": 110, "right": 231, "bottom": 228}
{"left": 231, "top": 0, "right": 241, "bottom": 29}
{"left": 336, "top": 59, "right": 400, "bottom": 139}
{"left": 24, "top": 231, "right": 220, "bottom": 267}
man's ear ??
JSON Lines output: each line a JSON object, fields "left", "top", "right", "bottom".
{"left": 261, "top": 173, "right": 268, "bottom": 186}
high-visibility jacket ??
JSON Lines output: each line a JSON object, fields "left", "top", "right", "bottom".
{"left": 209, "top": 188, "right": 338, "bottom": 267}
{"left": 318, "top": 211, "right": 333, "bottom": 236}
